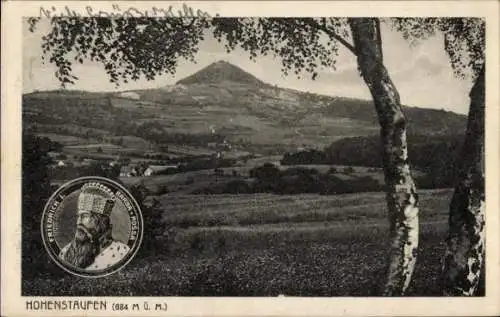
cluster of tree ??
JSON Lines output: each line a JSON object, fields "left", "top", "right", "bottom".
{"left": 281, "top": 149, "right": 328, "bottom": 165}
{"left": 29, "top": 135, "right": 63, "bottom": 153}
{"left": 134, "top": 123, "right": 225, "bottom": 147}
{"left": 49, "top": 162, "right": 121, "bottom": 180}
{"left": 328, "top": 134, "right": 464, "bottom": 188}
{"left": 127, "top": 183, "right": 169, "bottom": 255}
{"left": 142, "top": 153, "right": 172, "bottom": 161}
{"left": 316, "top": 97, "right": 467, "bottom": 136}
{"left": 193, "top": 163, "right": 382, "bottom": 195}
{"left": 26, "top": 124, "right": 108, "bottom": 141}
{"left": 22, "top": 133, "right": 57, "bottom": 276}
{"left": 282, "top": 134, "right": 463, "bottom": 188}
{"left": 28, "top": 16, "right": 485, "bottom": 296}
{"left": 176, "top": 157, "right": 237, "bottom": 174}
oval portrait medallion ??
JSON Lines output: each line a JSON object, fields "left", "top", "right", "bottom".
{"left": 41, "top": 176, "right": 143, "bottom": 278}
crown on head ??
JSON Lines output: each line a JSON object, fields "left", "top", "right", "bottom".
{"left": 77, "top": 182, "right": 116, "bottom": 216}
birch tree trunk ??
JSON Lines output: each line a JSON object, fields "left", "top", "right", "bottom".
{"left": 349, "top": 18, "right": 419, "bottom": 296}
{"left": 442, "top": 66, "right": 485, "bottom": 296}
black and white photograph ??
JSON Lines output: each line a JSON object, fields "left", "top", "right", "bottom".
{"left": 21, "top": 15, "right": 486, "bottom": 296}
{"left": 2, "top": 1, "right": 499, "bottom": 316}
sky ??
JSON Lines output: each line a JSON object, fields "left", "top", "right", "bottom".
{"left": 23, "top": 19, "right": 473, "bottom": 114}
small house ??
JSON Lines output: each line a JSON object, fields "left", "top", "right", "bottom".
{"left": 143, "top": 165, "right": 177, "bottom": 176}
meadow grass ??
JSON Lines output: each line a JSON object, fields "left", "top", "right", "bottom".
{"left": 160, "top": 189, "right": 451, "bottom": 227}
{"left": 23, "top": 189, "right": 453, "bottom": 296}
{"left": 22, "top": 222, "right": 447, "bottom": 296}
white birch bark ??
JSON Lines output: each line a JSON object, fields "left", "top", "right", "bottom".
{"left": 349, "top": 18, "right": 420, "bottom": 296}
{"left": 442, "top": 66, "right": 485, "bottom": 296}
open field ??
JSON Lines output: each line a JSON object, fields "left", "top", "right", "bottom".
{"left": 23, "top": 189, "right": 457, "bottom": 296}
{"left": 117, "top": 162, "right": 391, "bottom": 195}
{"left": 35, "top": 133, "right": 98, "bottom": 146}
{"left": 157, "top": 190, "right": 450, "bottom": 228}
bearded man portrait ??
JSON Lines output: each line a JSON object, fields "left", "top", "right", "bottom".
{"left": 59, "top": 183, "right": 130, "bottom": 271}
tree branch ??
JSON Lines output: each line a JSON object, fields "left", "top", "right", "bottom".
{"left": 302, "top": 18, "right": 357, "bottom": 56}
{"left": 375, "top": 19, "right": 383, "bottom": 61}
{"left": 184, "top": 18, "right": 197, "bottom": 28}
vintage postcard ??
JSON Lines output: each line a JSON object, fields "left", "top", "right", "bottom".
{"left": 1, "top": 1, "right": 499, "bottom": 316}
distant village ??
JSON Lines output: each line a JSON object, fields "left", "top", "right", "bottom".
{"left": 46, "top": 138, "right": 235, "bottom": 180}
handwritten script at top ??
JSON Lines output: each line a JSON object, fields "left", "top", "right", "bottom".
{"left": 39, "top": 3, "right": 218, "bottom": 18}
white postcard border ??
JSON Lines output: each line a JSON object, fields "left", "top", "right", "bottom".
{"left": 2, "top": 1, "right": 499, "bottom": 316}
